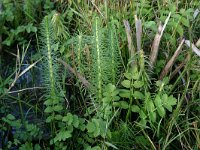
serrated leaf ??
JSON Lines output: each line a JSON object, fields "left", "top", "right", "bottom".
{"left": 121, "top": 80, "right": 131, "bottom": 88}
{"left": 73, "top": 115, "right": 79, "bottom": 128}
{"left": 62, "top": 113, "right": 73, "bottom": 124}
{"left": 133, "top": 81, "right": 144, "bottom": 88}
{"left": 63, "top": 130, "right": 72, "bottom": 139}
{"left": 163, "top": 95, "right": 177, "bottom": 112}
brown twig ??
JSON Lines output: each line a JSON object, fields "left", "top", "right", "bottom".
{"left": 159, "top": 39, "right": 185, "bottom": 80}
{"left": 58, "top": 59, "right": 91, "bottom": 88}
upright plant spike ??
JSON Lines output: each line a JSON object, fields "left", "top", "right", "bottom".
{"left": 41, "top": 16, "right": 57, "bottom": 97}
{"left": 90, "top": 17, "right": 110, "bottom": 101}
{"left": 107, "top": 20, "right": 121, "bottom": 85}
{"left": 39, "top": 15, "right": 63, "bottom": 126}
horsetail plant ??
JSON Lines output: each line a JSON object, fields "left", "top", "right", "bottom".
{"left": 39, "top": 15, "right": 63, "bottom": 134}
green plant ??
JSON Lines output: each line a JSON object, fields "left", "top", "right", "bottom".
{"left": 39, "top": 15, "right": 64, "bottom": 136}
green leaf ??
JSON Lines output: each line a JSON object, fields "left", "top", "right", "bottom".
{"left": 62, "top": 113, "right": 73, "bottom": 125}
{"left": 44, "top": 99, "right": 53, "bottom": 105}
{"left": 119, "top": 89, "right": 131, "bottom": 98}
{"left": 154, "top": 95, "right": 162, "bottom": 107}
{"left": 6, "top": 114, "right": 15, "bottom": 120}
{"left": 131, "top": 105, "right": 140, "bottom": 112}
{"left": 92, "top": 119, "right": 101, "bottom": 137}
{"left": 46, "top": 116, "right": 54, "bottom": 123}
{"left": 55, "top": 114, "right": 62, "bottom": 120}
{"left": 53, "top": 105, "right": 63, "bottom": 112}
{"left": 133, "top": 91, "right": 144, "bottom": 100}
{"left": 121, "top": 80, "right": 131, "bottom": 88}
{"left": 73, "top": 115, "right": 79, "bottom": 128}
{"left": 44, "top": 106, "right": 53, "bottom": 113}
{"left": 86, "top": 121, "right": 96, "bottom": 133}
{"left": 124, "top": 72, "right": 132, "bottom": 80}
{"left": 176, "top": 24, "right": 183, "bottom": 36}
{"left": 119, "top": 101, "right": 129, "bottom": 109}
{"left": 163, "top": 95, "right": 177, "bottom": 112}
{"left": 139, "top": 110, "right": 147, "bottom": 120}
{"left": 157, "top": 106, "right": 165, "bottom": 117}
{"left": 133, "top": 81, "right": 144, "bottom": 88}
{"left": 181, "top": 17, "right": 189, "bottom": 27}
{"left": 149, "top": 112, "right": 156, "bottom": 122}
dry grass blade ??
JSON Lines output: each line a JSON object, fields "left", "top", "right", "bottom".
{"left": 123, "top": 20, "right": 135, "bottom": 64}
{"left": 159, "top": 39, "right": 185, "bottom": 80}
{"left": 149, "top": 12, "right": 171, "bottom": 67}
{"left": 135, "top": 15, "right": 142, "bottom": 52}
{"left": 8, "top": 58, "right": 42, "bottom": 91}
{"left": 185, "top": 40, "right": 200, "bottom": 57}
{"left": 58, "top": 59, "right": 91, "bottom": 88}
{"left": 196, "top": 38, "right": 200, "bottom": 47}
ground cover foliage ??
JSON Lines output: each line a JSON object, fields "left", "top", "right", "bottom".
{"left": 0, "top": 0, "right": 200, "bottom": 149}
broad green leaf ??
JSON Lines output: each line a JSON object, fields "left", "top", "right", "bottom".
{"left": 124, "top": 72, "right": 132, "bottom": 80}
{"left": 131, "top": 105, "right": 140, "bottom": 113}
{"left": 119, "top": 89, "right": 130, "bottom": 98}
{"left": 6, "top": 114, "right": 15, "bottom": 120}
{"left": 149, "top": 112, "right": 156, "bottom": 123}
{"left": 44, "top": 99, "right": 53, "bottom": 105}
{"left": 133, "top": 91, "right": 144, "bottom": 100}
{"left": 154, "top": 95, "right": 162, "bottom": 108}
{"left": 120, "top": 101, "right": 129, "bottom": 109}
{"left": 54, "top": 115, "right": 62, "bottom": 120}
{"left": 176, "top": 24, "right": 183, "bottom": 36}
{"left": 44, "top": 106, "right": 53, "bottom": 113}
{"left": 133, "top": 81, "right": 144, "bottom": 88}
{"left": 157, "top": 106, "right": 165, "bottom": 117}
{"left": 181, "top": 17, "right": 189, "bottom": 27}
{"left": 53, "top": 105, "right": 63, "bottom": 112}
{"left": 121, "top": 80, "right": 131, "bottom": 88}
{"left": 86, "top": 121, "right": 95, "bottom": 133}
{"left": 46, "top": 116, "right": 54, "bottom": 123}
{"left": 139, "top": 110, "right": 147, "bottom": 120}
